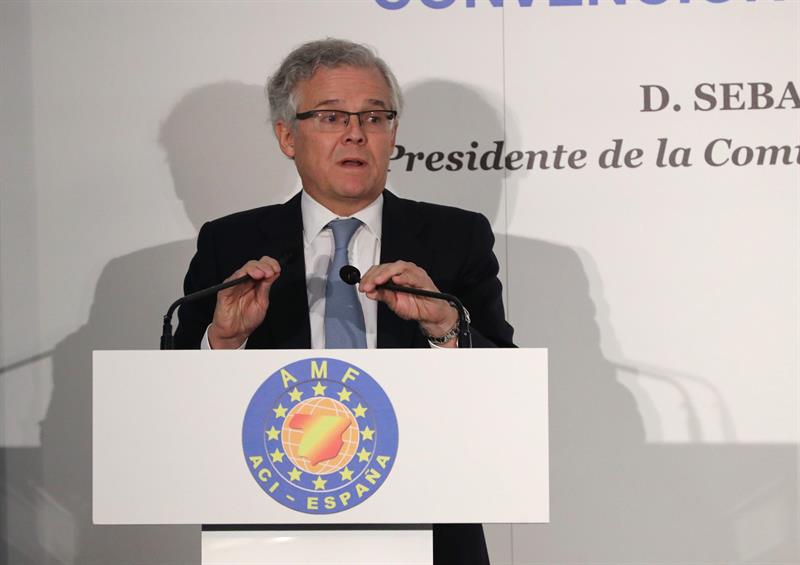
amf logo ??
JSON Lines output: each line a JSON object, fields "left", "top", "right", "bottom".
{"left": 242, "top": 357, "right": 399, "bottom": 514}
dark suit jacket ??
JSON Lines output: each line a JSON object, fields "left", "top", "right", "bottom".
{"left": 175, "top": 190, "right": 514, "bottom": 564}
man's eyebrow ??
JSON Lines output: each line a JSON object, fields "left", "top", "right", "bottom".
{"left": 312, "top": 99, "right": 341, "bottom": 109}
{"left": 311, "top": 98, "right": 389, "bottom": 109}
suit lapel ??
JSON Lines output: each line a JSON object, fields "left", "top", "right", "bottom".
{"left": 252, "top": 192, "right": 311, "bottom": 349}
{"left": 378, "top": 191, "right": 427, "bottom": 348}
{"left": 250, "top": 190, "right": 429, "bottom": 350}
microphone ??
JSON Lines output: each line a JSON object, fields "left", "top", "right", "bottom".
{"left": 339, "top": 265, "right": 472, "bottom": 348}
{"left": 160, "top": 250, "right": 297, "bottom": 350}
{"left": 339, "top": 265, "right": 362, "bottom": 286}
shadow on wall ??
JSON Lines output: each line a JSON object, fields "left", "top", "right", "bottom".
{"left": 393, "top": 80, "right": 798, "bottom": 564}
{"left": 7, "top": 77, "right": 796, "bottom": 564}
{"left": 28, "top": 82, "right": 295, "bottom": 564}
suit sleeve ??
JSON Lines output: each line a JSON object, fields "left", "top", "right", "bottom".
{"left": 173, "top": 222, "right": 221, "bottom": 349}
{"left": 456, "top": 213, "right": 515, "bottom": 348}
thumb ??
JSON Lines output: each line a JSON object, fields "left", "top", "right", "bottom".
{"left": 256, "top": 277, "right": 271, "bottom": 308}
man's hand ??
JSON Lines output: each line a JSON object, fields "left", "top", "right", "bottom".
{"left": 208, "top": 256, "right": 281, "bottom": 349}
{"left": 358, "top": 261, "right": 459, "bottom": 348}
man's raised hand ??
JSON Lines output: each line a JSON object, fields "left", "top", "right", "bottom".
{"left": 358, "top": 260, "right": 458, "bottom": 348}
{"left": 208, "top": 256, "right": 281, "bottom": 349}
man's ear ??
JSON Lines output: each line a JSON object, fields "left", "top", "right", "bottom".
{"left": 274, "top": 121, "right": 296, "bottom": 160}
{"left": 388, "top": 123, "right": 398, "bottom": 164}
{"left": 390, "top": 123, "right": 398, "bottom": 151}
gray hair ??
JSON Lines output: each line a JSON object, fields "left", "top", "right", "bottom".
{"left": 266, "top": 38, "right": 404, "bottom": 129}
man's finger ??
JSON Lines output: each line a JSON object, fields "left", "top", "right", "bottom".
{"left": 360, "top": 261, "right": 435, "bottom": 293}
{"left": 359, "top": 262, "right": 408, "bottom": 292}
{"left": 226, "top": 257, "right": 281, "bottom": 283}
{"left": 217, "top": 258, "right": 282, "bottom": 306}
{"left": 255, "top": 277, "right": 271, "bottom": 308}
{"left": 387, "top": 270, "right": 427, "bottom": 288}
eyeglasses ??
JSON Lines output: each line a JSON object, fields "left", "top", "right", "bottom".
{"left": 294, "top": 109, "right": 397, "bottom": 133}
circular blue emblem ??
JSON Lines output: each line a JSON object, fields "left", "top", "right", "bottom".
{"left": 242, "top": 358, "right": 399, "bottom": 514}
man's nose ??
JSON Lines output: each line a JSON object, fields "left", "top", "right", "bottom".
{"left": 343, "top": 114, "right": 366, "bottom": 144}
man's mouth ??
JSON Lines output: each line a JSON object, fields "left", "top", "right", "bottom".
{"left": 339, "top": 158, "right": 367, "bottom": 167}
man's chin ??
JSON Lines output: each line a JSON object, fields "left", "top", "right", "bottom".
{"left": 333, "top": 182, "right": 383, "bottom": 202}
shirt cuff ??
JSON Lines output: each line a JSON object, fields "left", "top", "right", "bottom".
{"left": 428, "top": 339, "right": 458, "bottom": 349}
{"left": 201, "top": 325, "right": 247, "bottom": 350}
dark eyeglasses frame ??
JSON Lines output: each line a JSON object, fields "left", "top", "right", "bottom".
{"left": 294, "top": 109, "right": 398, "bottom": 129}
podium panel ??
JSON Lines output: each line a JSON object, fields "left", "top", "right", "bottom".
{"left": 201, "top": 528, "right": 433, "bottom": 565}
{"left": 93, "top": 349, "right": 548, "bottom": 525}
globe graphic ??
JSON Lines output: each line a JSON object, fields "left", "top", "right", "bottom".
{"left": 281, "top": 396, "right": 360, "bottom": 475}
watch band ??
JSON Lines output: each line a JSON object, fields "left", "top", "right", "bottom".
{"left": 422, "top": 307, "right": 471, "bottom": 345}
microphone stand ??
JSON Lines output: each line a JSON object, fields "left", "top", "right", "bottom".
{"left": 160, "top": 251, "right": 297, "bottom": 350}
{"left": 340, "top": 266, "right": 472, "bottom": 348}
{"left": 160, "top": 274, "right": 251, "bottom": 350}
{"left": 160, "top": 256, "right": 470, "bottom": 350}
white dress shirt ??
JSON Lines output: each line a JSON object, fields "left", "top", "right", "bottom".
{"left": 202, "top": 190, "right": 382, "bottom": 349}
{"left": 302, "top": 190, "right": 382, "bottom": 349}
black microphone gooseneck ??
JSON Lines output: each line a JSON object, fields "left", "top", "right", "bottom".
{"left": 160, "top": 251, "right": 296, "bottom": 350}
{"left": 339, "top": 265, "right": 472, "bottom": 348}
{"left": 160, "top": 274, "right": 250, "bottom": 350}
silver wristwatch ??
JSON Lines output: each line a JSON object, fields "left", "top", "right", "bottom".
{"left": 423, "top": 307, "right": 471, "bottom": 345}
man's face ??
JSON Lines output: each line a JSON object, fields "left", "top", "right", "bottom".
{"left": 274, "top": 66, "right": 398, "bottom": 216}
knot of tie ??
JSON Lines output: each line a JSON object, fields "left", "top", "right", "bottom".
{"left": 329, "top": 218, "right": 363, "bottom": 250}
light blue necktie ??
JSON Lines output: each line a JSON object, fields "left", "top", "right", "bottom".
{"left": 324, "top": 218, "right": 367, "bottom": 349}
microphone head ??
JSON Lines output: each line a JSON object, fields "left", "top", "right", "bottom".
{"left": 339, "top": 265, "right": 361, "bottom": 285}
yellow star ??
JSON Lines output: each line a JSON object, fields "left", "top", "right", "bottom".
{"left": 312, "top": 476, "right": 327, "bottom": 490}
{"left": 288, "top": 387, "right": 303, "bottom": 402}
{"left": 339, "top": 467, "right": 354, "bottom": 482}
{"left": 265, "top": 426, "right": 280, "bottom": 441}
{"left": 312, "top": 382, "right": 327, "bottom": 396}
{"left": 353, "top": 403, "right": 367, "bottom": 418}
{"left": 360, "top": 426, "right": 375, "bottom": 441}
{"left": 337, "top": 387, "right": 352, "bottom": 403}
{"left": 357, "top": 447, "right": 371, "bottom": 462}
{"left": 270, "top": 448, "right": 284, "bottom": 463}
{"left": 288, "top": 467, "right": 302, "bottom": 482}
{"left": 273, "top": 404, "right": 287, "bottom": 419}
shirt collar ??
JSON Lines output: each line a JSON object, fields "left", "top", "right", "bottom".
{"left": 301, "top": 190, "right": 383, "bottom": 245}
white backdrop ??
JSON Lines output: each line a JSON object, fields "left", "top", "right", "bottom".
{"left": 1, "top": 1, "right": 797, "bottom": 563}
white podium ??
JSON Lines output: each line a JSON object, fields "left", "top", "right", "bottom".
{"left": 93, "top": 349, "right": 548, "bottom": 564}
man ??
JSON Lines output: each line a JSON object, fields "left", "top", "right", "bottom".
{"left": 175, "top": 39, "right": 513, "bottom": 564}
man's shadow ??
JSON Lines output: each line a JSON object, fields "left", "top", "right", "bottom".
{"left": 390, "top": 79, "right": 645, "bottom": 560}
{"left": 392, "top": 81, "right": 795, "bottom": 564}
{"left": 39, "top": 82, "right": 295, "bottom": 564}
{"left": 33, "top": 80, "right": 797, "bottom": 565}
